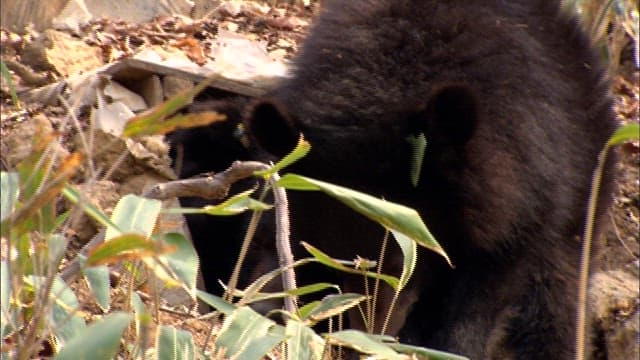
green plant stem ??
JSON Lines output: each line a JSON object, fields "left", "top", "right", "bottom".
{"left": 575, "top": 147, "right": 608, "bottom": 360}
{"left": 371, "top": 230, "right": 389, "bottom": 333}
{"left": 224, "top": 185, "right": 270, "bottom": 304}
{"left": 19, "top": 275, "right": 56, "bottom": 360}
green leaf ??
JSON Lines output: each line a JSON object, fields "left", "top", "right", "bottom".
{"left": 297, "top": 300, "right": 322, "bottom": 320}
{"left": 0, "top": 59, "right": 19, "bottom": 107}
{"left": 130, "top": 291, "right": 152, "bottom": 347}
{"left": 0, "top": 261, "right": 12, "bottom": 339}
{"left": 304, "top": 293, "right": 367, "bottom": 324}
{"left": 106, "top": 194, "right": 162, "bottom": 240}
{"left": 48, "top": 234, "right": 68, "bottom": 270}
{"left": 157, "top": 326, "right": 196, "bottom": 360}
{"left": 172, "top": 189, "right": 272, "bottom": 216}
{"left": 50, "top": 277, "right": 86, "bottom": 344}
{"left": 161, "top": 232, "right": 199, "bottom": 292}
{"left": 129, "top": 111, "right": 227, "bottom": 137}
{"left": 390, "top": 230, "right": 417, "bottom": 290}
{"left": 607, "top": 123, "right": 640, "bottom": 147}
{"left": 200, "top": 197, "right": 272, "bottom": 215}
{"left": 302, "top": 242, "right": 399, "bottom": 289}
{"left": 278, "top": 174, "right": 451, "bottom": 266}
{"left": 62, "top": 186, "right": 119, "bottom": 230}
{"left": 254, "top": 135, "right": 311, "bottom": 178}
{"left": 196, "top": 290, "right": 235, "bottom": 315}
{"left": 285, "top": 319, "right": 325, "bottom": 360}
{"left": 287, "top": 282, "right": 338, "bottom": 297}
{"left": 390, "top": 343, "right": 470, "bottom": 360}
{"left": 8, "top": 153, "right": 81, "bottom": 236}
{"left": 25, "top": 275, "right": 86, "bottom": 345}
{"left": 86, "top": 233, "right": 160, "bottom": 266}
{"left": 241, "top": 282, "right": 338, "bottom": 308}
{"left": 123, "top": 76, "right": 219, "bottom": 137}
{"left": 406, "top": 133, "right": 427, "bottom": 187}
{"left": 0, "top": 172, "right": 20, "bottom": 221}
{"left": 54, "top": 312, "right": 132, "bottom": 360}
{"left": 325, "top": 330, "right": 404, "bottom": 360}
{"left": 237, "top": 258, "right": 315, "bottom": 303}
{"left": 131, "top": 291, "right": 145, "bottom": 314}
{"left": 236, "top": 329, "right": 286, "bottom": 360}
{"left": 215, "top": 306, "right": 286, "bottom": 359}
{"left": 81, "top": 254, "right": 111, "bottom": 311}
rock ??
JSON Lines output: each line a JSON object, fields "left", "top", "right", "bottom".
{"left": 590, "top": 270, "right": 640, "bottom": 360}
{"left": 42, "top": 30, "right": 103, "bottom": 77}
{"left": 135, "top": 75, "right": 164, "bottom": 108}
{"left": 53, "top": 0, "right": 195, "bottom": 32}
{"left": 162, "top": 75, "right": 193, "bottom": 100}
{"left": 0, "top": 0, "right": 67, "bottom": 32}
{"left": 72, "top": 180, "right": 121, "bottom": 241}
{"left": 1, "top": 113, "right": 69, "bottom": 167}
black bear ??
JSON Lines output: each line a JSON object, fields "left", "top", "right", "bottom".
{"left": 172, "top": 0, "right": 618, "bottom": 358}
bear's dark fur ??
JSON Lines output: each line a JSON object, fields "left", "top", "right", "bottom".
{"left": 167, "top": 98, "right": 257, "bottom": 294}
{"left": 171, "top": 0, "right": 618, "bottom": 358}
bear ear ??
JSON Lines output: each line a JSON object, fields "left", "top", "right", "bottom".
{"left": 245, "top": 99, "right": 300, "bottom": 158}
{"left": 414, "top": 84, "right": 478, "bottom": 146}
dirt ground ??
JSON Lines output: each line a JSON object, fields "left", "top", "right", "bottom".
{"left": 1, "top": 2, "right": 638, "bottom": 358}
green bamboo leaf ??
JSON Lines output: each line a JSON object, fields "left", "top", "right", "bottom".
{"left": 297, "top": 300, "right": 321, "bottom": 320}
{"left": 196, "top": 290, "right": 235, "bottom": 315}
{"left": 304, "top": 293, "right": 367, "bottom": 324}
{"left": 171, "top": 189, "right": 272, "bottom": 216}
{"left": 302, "top": 242, "right": 399, "bottom": 289}
{"left": 278, "top": 175, "right": 451, "bottom": 266}
{"left": 48, "top": 234, "right": 68, "bottom": 270}
{"left": 390, "top": 230, "right": 418, "bottom": 290}
{"left": 161, "top": 232, "right": 199, "bottom": 292}
{"left": 25, "top": 276, "right": 86, "bottom": 345}
{"left": 106, "top": 194, "right": 161, "bottom": 240}
{"left": 285, "top": 319, "right": 325, "bottom": 360}
{"left": 215, "top": 306, "right": 286, "bottom": 359}
{"left": 50, "top": 277, "right": 86, "bottom": 344}
{"left": 130, "top": 111, "right": 226, "bottom": 137}
{"left": 0, "top": 172, "right": 20, "bottom": 222}
{"left": 1, "top": 261, "right": 13, "bottom": 339}
{"left": 86, "top": 233, "right": 160, "bottom": 266}
{"left": 54, "top": 312, "right": 131, "bottom": 360}
{"left": 62, "top": 185, "right": 119, "bottom": 230}
{"left": 406, "top": 132, "right": 427, "bottom": 187}
{"left": 607, "top": 123, "right": 640, "bottom": 147}
{"left": 390, "top": 343, "right": 470, "bottom": 360}
{"left": 157, "top": 326, "right": 196, "bottom": 360}
{"left": 287, "top": 282, "right": 338, "bottom": 297}
{"left": 0, "top": 59, "right": 19, "bottom": 108}
{"left": 325, "top": 330, "right": 404, "bottom": 360}
{"left": 254, "top": 135, "right": 311, "bottom": 178}
{"left": 238, "top": 258, "right": 315, "bottom": 303}
{"left": 241, "top": 283, "right": 337, "bottom": 308}
{"left": 78, "top": 253, "right": 110, "bottom": 311}
{"left": 201, "top": 197, "right": 272, "bottom": 215}
{"left": 123, "top": 76, "right": 218, "bottom": 137}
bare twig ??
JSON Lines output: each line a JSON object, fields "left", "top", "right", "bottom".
{"left": 3, "top": 58, "right": 52, "bottom": 86}
{"left": 270, "top": 172, "right": 297, "bottom": 313}
{"left": 144, "top": 160, "right": 268, "bottom": 200}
